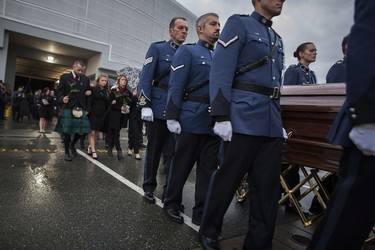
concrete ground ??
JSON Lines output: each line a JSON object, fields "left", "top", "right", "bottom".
{"left": 0, "top": 117, "right": 374, "bottom": 249}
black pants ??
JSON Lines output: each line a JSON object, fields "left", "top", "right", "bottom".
{"left": 307, "top": 147, "right": 375, "bottom": 250}
{"left": 63, "top": 133, "right": 81, "bottom": 154}
{"left": 164, "top": 133, "right": 220, "bottom": 221}
{"left": 12, "top": 106, "right": 20, "bottom": 121}
{"left": 0, "top": 102, "right": 5, "bottom": 119}
{"left": 142, "top": 118, "right": 175, "bottom": 198}
{"left": 108, "top": 129, "right": 121, "bottom": 151}
{"left": 200, "top": 133, "right": 282, "bottom": 249}
{"left": 128, "top": 108, "right": 141, "bottom": 154}
{"left": 281, "top": 163, "right": 301, "bottom": 198}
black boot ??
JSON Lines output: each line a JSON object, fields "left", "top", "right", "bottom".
{"left": 107, "top": 148, "right": 113, "bottom": 157}
{"left": 64, "top": 153, "right": 72, "bottom": 161}
{"left": 117, "top": 150, "right": 124, "bottom": 160}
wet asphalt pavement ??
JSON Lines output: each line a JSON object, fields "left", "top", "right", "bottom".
{"left": 1, "top": 117, "right": 374, "bottom": 249}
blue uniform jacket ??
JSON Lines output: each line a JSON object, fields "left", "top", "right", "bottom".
{"left": 138, "top": 40, "right": 179, "bottom": 120}
{"left": 165, "top": 40, "right": 214, "bottom": 134}
{"left": 209, "top": 12, "right": 284, "bottom": 138}
{"left": 327, "top": 0, "right": 375, "bottom": 147}
{"left": 283, "top": 63, "right": 317, "bottom": 85}
{"left": 326, "top": 58, "right": 346, "bottom": 83}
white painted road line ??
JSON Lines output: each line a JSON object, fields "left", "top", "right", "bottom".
{"left": 77, "top": 149, "right": 199, "bottom": 232}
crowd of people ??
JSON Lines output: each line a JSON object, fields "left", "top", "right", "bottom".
{"left": 0, "top": 81, "right": 59, "bottom": 131}
{"left": 53, "top": 60, "right": 144, "bottom": 162}
{"left": 1, "top": 0, "right": 374, "bottom": 249}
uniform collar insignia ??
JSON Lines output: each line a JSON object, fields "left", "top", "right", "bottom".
{"left": 198, "top": 40, "right": 214, "bottom": 51}
{"left": 299, "top": 64, "right": 310, "bottom": 73}
{"left": 170, "top": 41, "right": 180, "bottom": 49}
{"left": 251, "top": 11, "right": 273, "bottom": 27}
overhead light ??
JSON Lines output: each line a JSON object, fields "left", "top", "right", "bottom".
{"left": 47, "top": 56, "right": 55, "bottom": 62}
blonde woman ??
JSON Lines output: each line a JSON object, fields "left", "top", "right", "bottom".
{"left": 87, "top": 74, "right": 109, "bottom": 159}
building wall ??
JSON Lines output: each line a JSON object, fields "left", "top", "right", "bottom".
{"left": 0, "top": 0, "right": 198, "bottom": 87}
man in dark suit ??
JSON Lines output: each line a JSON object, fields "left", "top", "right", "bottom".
{"left": 55, "top": 59, "right": 92, "bottom": 161}
{"left": 308, "top": 1, "right": 375, "bottom": 249}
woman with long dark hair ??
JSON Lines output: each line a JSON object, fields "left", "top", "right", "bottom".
{"left": 38, "top": 87, "right": 53, "bottom": 133}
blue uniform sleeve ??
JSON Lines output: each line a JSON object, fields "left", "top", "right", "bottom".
{"left": 283, "top": 66, "right": 298, "bottom": 85}
{"left": 326, "top": 62, "right": 346, "bottom": 83}
{"left": 210, "top": 15, "right": 247, "bottom": 120}
{"left": 138, "top": 43, "right": 158, "bottom": 107}
{"left": 346, "top": 0, "right": 375, "bottom": 124}
{"left": 165, "top": 45, "right": 191, "bottom": 120}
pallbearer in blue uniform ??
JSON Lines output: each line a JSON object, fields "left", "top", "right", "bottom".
{"left": 138, "top": 17, "right": 189, "bottom": 204}
{"left": 308, "top": 1, "right": 375, "bottom": 249}
{"left": 326, "top": 35, "right": 348, "bottom": 83}
{"left": 282, "top": 42, "right": 317, "bottom": 214}
{"left": 199, "top": 0, "right": 286, "bottom": 249}
{"left": 284, "top": 42, "right": 317, "bottom": 85}
{"left": 163, "top": 13, "right": 221, "bottom": 226}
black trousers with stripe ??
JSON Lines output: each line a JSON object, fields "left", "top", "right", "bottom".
{"left": 163, "top": 132, "right": 220, "bottom": 222}
{"left": 200, "top": 133, "right": 283, "bottom": 249}
{"left": 142, "top": 118, "right": 175, "bottom": 199}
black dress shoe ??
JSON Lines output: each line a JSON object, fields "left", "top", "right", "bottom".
{"left": 70, "top": 144, "right": 77, "bottom": 156}
{"left": 200, "top": 235, "right": 220, "bottom": 250}
{"left": 143, "top": 192, "right": 155, "bottom": 204}
{"left": 179, "top": 204, "right": 185, "bottom": 213}
{"left": 64, "top": 153, "right": 72, "bottom": 161}
{"left": 164, "top": 208, "right": 183, "bottom": 224}
{"left": 284, "top": 203, "right": 297, "bottom": 214}
{"left": 191, "top": 217, "right": 201, "bottom": 226}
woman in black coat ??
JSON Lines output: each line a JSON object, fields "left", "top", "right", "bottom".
{"left": 107, "top": 74, "right": 132, "bottom": 160}
{"left": 87, "top": 74, "right": 109, "bottom": 159}
{"left": 38, "top": 87, "right": 53, "bottom": 133}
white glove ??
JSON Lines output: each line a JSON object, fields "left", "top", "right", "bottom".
{"left": 141, "top": 107, "right": 153, "bottom": 122}
{"left": 349, "top": 123, "right": 375, "bottom": 156}
{"left": 167, "top": 119, "right": 181, "bottom": 134}
{"left": 213, "top": 121, "right": 232, "bottom": 141}
{"left": 283, "top": 127, "right": 288, "bottom": 140}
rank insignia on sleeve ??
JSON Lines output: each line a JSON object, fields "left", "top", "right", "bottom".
{"left": 171, "top": 64, "right": 185, "bottom": 71}
{"left": 138, "top": 95, "right": 147, "bottom": 106}
{"left": 138, "top": 90, "right": 150, "bottom": 106}
{"left": 218, "top": 35, "right": 239, "bottom": 48}
{"left": 144, "top": 57, "right": 153, "bottom": 65}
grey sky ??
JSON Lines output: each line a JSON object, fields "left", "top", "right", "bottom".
{"left": 175, "top": 0, "right": 354, "bottom": 83}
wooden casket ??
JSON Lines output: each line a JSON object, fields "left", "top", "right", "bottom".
{"left": 280, "top": 83, "right": 346, "bottom": 173}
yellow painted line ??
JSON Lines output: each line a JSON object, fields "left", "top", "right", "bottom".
{"left": 0, "top": 148, "right": 64, "bottom": 153}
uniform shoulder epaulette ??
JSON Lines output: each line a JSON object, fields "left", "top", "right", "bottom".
{"left": 289, "top": 64, "right": 298, "bottom": 68}
{"left": 238, "top": 14, "right": 250, "bottom": 17}
{"left": 154, "top": 40, "right": 166, "bottom": 44}
{"left": 336, "top": 59, "right": 344, "bottom": 64}
{"left": 185, "top": 43, "right": 196, "bottom": 46}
